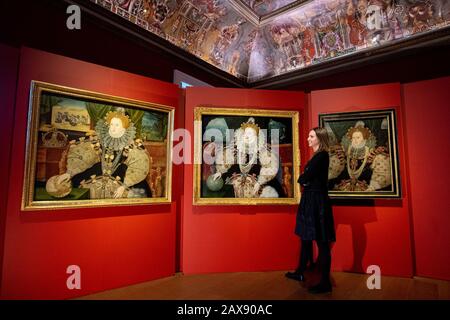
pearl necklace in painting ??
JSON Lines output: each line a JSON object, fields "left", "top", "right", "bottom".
{"left": 347, "top": 145, "right": 370, "bottom": 180}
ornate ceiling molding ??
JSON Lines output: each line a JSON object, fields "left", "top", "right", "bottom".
{"left": 229, "top": 0, "right": 313, "bottom": 27}
{"left": 259, "top": 0, "right": 312, "bottom": 26}
{"left": 228, "top": 0, "right": 259, "bottom": 26}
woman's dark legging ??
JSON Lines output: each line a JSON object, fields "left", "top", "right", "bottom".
{"left": 316, "top": 241, "right": 331, "bottom": 284}
{"left": 298, "top": 239, "right": 331, "bottom": 284}
{"left": 297, "top": 240, "right": 313, "bottom": 273}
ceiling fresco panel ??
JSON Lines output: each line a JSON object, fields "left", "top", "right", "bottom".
{"left": 91, "top": 0, "right": 450, "bottom": 83}
{"left": 248, "top": 0, "right": 450, "bottom": 82}
{"left": 241, "top": 0, "right": 300, "bottom": 16}
{"left": 94, "top": 0, "right": 256, "bottom": 80}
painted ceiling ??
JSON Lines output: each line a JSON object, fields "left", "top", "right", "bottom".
{"left": 241, "top": 0, "right": 300, "bottom": 16}
{"left": 91, "top": 0, "right": 450, "bottom": 83}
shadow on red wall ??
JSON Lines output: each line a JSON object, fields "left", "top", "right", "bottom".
{"left": 0, "top": 44, "right": 20, "bottom": 295}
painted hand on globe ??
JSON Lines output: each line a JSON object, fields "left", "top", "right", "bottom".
{"left": 212, "top": 172, "right": 222, "bottom": 181}
{"left": 58, "top": 173, "right": 71, "bottom": 184}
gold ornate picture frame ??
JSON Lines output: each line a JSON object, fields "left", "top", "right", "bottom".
{"left": 193, "top": 106, "right": 301, "bottom": 205}
{"left": 319, "top": 109, "right": 401, "bottom": 199}
{"left": 22, "top": 81, "right": 175, "bottom": 210}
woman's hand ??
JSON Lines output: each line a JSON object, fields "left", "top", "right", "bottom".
{"left": 57, "top": 173, "right": 71, "bottom": 184}
{"left": 212, "top": 172, "right": 222, "bottom": 181}
{"left": 252, "top": 182, "right": 261, "bottom": 196}
{"left": 114, "top": 186, "right": 126, "bottom": 199}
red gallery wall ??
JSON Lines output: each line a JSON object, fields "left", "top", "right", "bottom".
{"left": 403, "top": 77, "right": 450, "bottom": 280}
{"left": 309, "top": 83, "right": 413, "bottom": 277}
{"left": 181, "top": 87, "right": 306, "bottom": 274}
{"left": 1, "top": 46, "right": 448, "bottom": 300}
{"left": 0, "top": 44, "right": 20, "bottom": 292}
{"left": 0, "top": 48, "right": 180, "bottom": 299}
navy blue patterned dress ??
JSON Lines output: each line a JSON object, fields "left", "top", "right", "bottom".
{"left": 295, "top": 151, "right": 336, "bottom": 242}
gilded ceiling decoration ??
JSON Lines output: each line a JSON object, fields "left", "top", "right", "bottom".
{"left": 90, "top": 0, "right": 450, "bottom": 83}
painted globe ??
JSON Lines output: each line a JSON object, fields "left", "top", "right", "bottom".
{"left": 206, "top": 175, "right": 224, "bottom": 192}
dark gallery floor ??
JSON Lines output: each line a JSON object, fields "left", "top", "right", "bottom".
{"left": 78, "top": 271, "right": 450, "bottom": 300}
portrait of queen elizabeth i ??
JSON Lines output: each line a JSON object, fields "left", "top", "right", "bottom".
{"left": 50, "top": 109, "right": 151, "bottom": 200}
{"left": 23, "top": 81, "right": 174, "bottom": 210}
{"left": 194, "top": 107, "right": 300, "bottom": 205}
{"left": 320, "top": 109, "right": 401, "bottom": 198}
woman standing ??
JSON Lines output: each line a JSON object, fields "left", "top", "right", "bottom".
{"left": 286, "top": 127, "right": 336, "bottom": 294}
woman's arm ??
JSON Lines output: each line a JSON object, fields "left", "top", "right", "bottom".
{"left": 298, "top": 152, "right": 326, "bottom": 186}
{"left": 66, "top": 140, "right": 100, "bottom": 177}
{"left": 123, "top": 148, "right": 150, "bottom": 187}
{"left": 214, "top": 146, "right": 234, "bottom": 176}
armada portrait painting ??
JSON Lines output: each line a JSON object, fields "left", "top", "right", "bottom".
{"left": 193, "top": 107, "right": 300, "bottom": 205}
{"left": 319, "top": 109, "right": 401, "bottom": 199}
{"left": 22, "top": 81, "right": 174, "bottom": 210}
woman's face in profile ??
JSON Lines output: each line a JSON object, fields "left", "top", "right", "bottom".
{"left": 109, "top": 117, "right": 126, "bottom": 138}
{"left": 307, "top": 130, "right": 319, "bottom": 149}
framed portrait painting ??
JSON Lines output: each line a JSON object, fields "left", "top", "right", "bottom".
{"left": 22, "top": 81, "right": 175, "bottom": 210}
{"left": 319, "top": 109, "right": 401, "bottom": 199}
{"left": 193, "top": 106, "right": 301, "bottom": 205}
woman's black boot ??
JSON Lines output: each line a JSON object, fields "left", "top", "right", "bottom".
{"left": 285, "top": 270, "right": 305, "bottom": 282}
{"left": 308, "top": 282, "right": 332, "bottom": 294}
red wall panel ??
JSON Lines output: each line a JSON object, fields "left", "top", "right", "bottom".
{"left": 0, "top": 44, "right": 20, "bottom": 293}
{"left": 182, "top": 87, "right": 306, "bottom": 274}
{"left": 310, "top": 83, "right": 413, "bottom": 277}
{"left": 403, "top": 76, "right": 450, "bottom": 280}
{"left": 0, "top": 48, "right": 180, "bottom": 299}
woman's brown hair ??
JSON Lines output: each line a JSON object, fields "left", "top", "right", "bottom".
{"left": 312, "top": 127, "right": 330, "bottom": 153}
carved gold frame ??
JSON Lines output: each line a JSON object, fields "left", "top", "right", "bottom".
{"left": 22, "top": 81, "right": 175, "bottom": 211}
{"left": 319, "top": 109, "right": 401, "bottom": 199}
{"left": 193, "top": 106, "right": 301, "bottom": 205}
